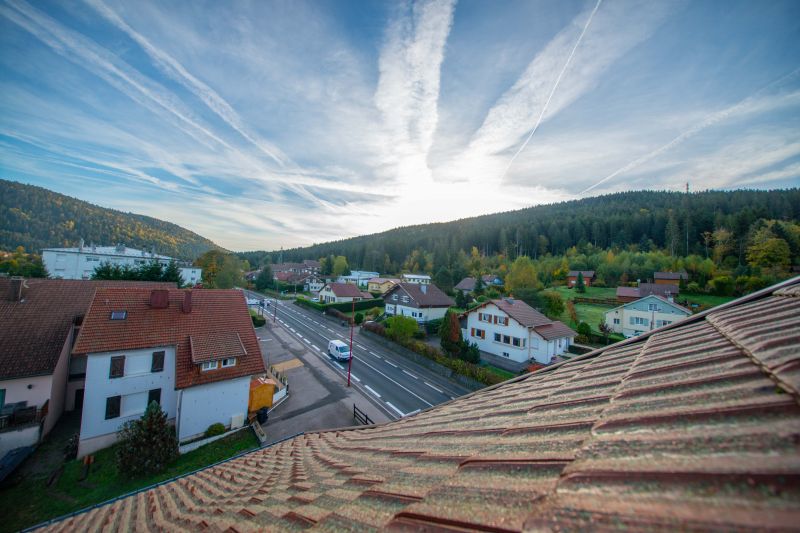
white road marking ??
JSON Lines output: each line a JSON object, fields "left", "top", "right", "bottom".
{"left": 402, "top": 369, "right": 418, "bottom": 379}
{"left": 303, "top": 338, "right": 311, "bottom": 344}
{"left": 290, "top": 328, "right": 296, "bottom": 333}
{"left": 353, "top": 358, "right": 433, "bottom": 407}
{"left": 350, "top": 373, "right": 361, "bottom": 382}
{"left": 386, "top": 402, "right": 405, "bottom": 417}
{"left": 385, "top": 360, "right": 398, "bottom": 368}
{"left": 424, "top": 382, "right": 444, "bottom": 394}
{"left": 365, "top": 385, "right": 381, "bottom": 398}
{"left": 311, "top": 345, "right": 320, "bottom": 351}
{"left": 356, "top": 343, "right": 365, "bottom": 349}
{"left": 406, "top": 409, "right": 421, "bottom": 416}
{"left": 333, "top": 362, "right": 344, "bottom": 370}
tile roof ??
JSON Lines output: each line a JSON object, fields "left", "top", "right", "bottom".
{"left": 325, "top": 282, "right": 372, "bottom": 298}
{"left": 0, "top": 278, "right": 174, "bottom": 381}
{"left": 454, "top": 276, "right": 476, "bottom": 291}
{"left": 72, "top": 288, "right": 265, "bottom": 389}
{"left": 468, "top": 298, "right": 576, "bottom": 340}
{"left": 617, "top": 283, "right": 680, "bottom": 299}
{"left": 387, "top": 283, "right": 454, "bottom": 307}
{"left": 567, "top": 270, "right": 595, "bottom": 278}
{"left": 654, "top": 270, "right": 688, "bottom": 280}
{"left": 42, "top": 277, "right": 800, "bottom": 532}
{"left": 190, "top": 332, "right": 246, "bottom": 364}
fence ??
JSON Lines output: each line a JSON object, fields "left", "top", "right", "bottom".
{"left": 0, "top": 400, "right": 48, "bottom": 433}
{"left": 573, "top": 297, "right": 619, "bottom": 306}
{"left": 353, "top": 404, "right": 374, "bottom": 426}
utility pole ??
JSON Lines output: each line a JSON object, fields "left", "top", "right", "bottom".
{"left": 273, "top": 298, "right": 277, "bottom": 323}
{"left": 347, "top": 299, "right": 355, "bottom": 387}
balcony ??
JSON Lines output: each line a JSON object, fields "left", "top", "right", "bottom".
{"left": 0, "top": 400, "right": 48, "bottom": 433}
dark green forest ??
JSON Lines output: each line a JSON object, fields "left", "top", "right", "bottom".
{"left": 241, "top": 189, "right": 800, "bottom": 272}
{"left": 0, "top": 179, "right": 224, "bottom": 259}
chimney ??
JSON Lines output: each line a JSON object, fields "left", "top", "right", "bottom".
{"left": 9, "top": 276, "right": 26, "bottom": 302}
{"left": 79, "top": 238, "right": 84, "bottom": 251}
{"left": 150, "top": 289, "right": 169, "bottom": 309}
{"left": 182, "top": 290, "right": 193, "bottom": 314}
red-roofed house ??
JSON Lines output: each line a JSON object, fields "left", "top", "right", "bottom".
{"left": 71, "top": 288, "right": 265, "bottom": 457}
{"left": 567, "top": 270, "right": 595, "bottom": 287}
{"left": 318, "top": 282, "right": 372, "bottom": 304}
{"left": 383, "top": 283, "right": 454, "bottom": 323}
{"left": 461, "top": 298, "right": 576, "bottom": 367}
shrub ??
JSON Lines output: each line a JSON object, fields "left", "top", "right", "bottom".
{"left": 385, "top": 315, "right": 419, "bottom": 341}
{"left": 354, "top": 312, "right": 364, "bottom": 325}
{"left": 64, "top": 433, "right": 79, "bottom": 460}
{"left": 116, "top": 402, "right": 178, "bottom": 478}
{"left": 576, "top": 322, "right": 591, "bottom": 338}
{"left": 707, "top": 275, "right": 734, "bottom": 296}
{"left": 251, "top": 314, "right": 266, "bottom": 327}
{"left": 205, "top": 423, "right": 226, "bottom": 438}
{"left": 686, "top": 281, "right": 702, "bottom": 293}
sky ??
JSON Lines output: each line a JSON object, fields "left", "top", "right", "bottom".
{"left": 1, "top": 0, "right": 799, "bottom": 252}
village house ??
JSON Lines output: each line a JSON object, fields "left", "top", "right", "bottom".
{"left": 318, "top": 282, "right": 372, "bottom": 304}
{"left": 654, "top": 270, "right": 689, "bottom": 285}
{"left": 566, "top": 270, "right": 595, "bottom": 287}
{"left": 616, "top": 282, "right": 680, "bottom": 303}
{"left": 367, "top": 277, "right": 400, "bottom": 295}
{"left": 383, "top": 283, "right": 453, "bottom": 323}
{"left": 461, "top": 298, "right": 575, "bottom": 370}
{"left": 401, "top": 273, "right": 431, "bottom": 285}
{"left": 454, "top": 274, "right": 504, "bottom": 294}
{"left": 338, "top": 271, "right": 380, "bottom": 288}
{"left": 0, "top": 278, "right": 173, "bottom": 461}
{"left": 71, "top": 287, "right": 265, "bottom": 457}
{"left": 605, "top": 294, "right": 692, "bottom": 338}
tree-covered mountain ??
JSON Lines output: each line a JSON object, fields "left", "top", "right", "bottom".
{"left": 241, "top": 189, "right": 800, "bottom": 272}
{"left": 1, "top": 179, "right": 224, "bottom": 260}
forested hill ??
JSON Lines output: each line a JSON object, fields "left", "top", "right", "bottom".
{"left": 0, "top": 179, "right": 224, "bottom": 260}
{"left": 242, "top": 189, "right": 800, "bottom": 271}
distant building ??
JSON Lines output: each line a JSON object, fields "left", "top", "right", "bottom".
{"left": 616, "top": 283, "right": 679, "bottom": 303}
{"left": 318, "top": 282, "right": 373, "bottom": 304}
{"left": 654, "top": 271, "right": 689, "bottom": 285}
{"left": 272, "top": 260, "right": 320, "bottom": 276}
{"left": 605, "top": 294, "right": 691, "bottom": 338}
{"left": 454, "top": 275, "right": 504, "bottom": 294}
{"left": 401, "top": 273, "right": 431, "bottom": 285}
{"left": 367, "top": 277, "right": 401, "bottom": 295}
{"left": 460, "top": 298, "right": 575, "bottom": 368}
{"left": 0, "top": 278, "right": 174, "bottom": 460}
{"left": 383, "top": 283, "right": 454, "bottom": 323}
{"left": 72, "top": 287, "right": 265, "bottom": 457}
{"left": 338, "top": 271, "right": 380, "bottom": 288}
{"left": 42, "top": 242, "right": 201, "bottom": 284}
{"left": 567, "top": 270, "right": 596, "bottom": 288}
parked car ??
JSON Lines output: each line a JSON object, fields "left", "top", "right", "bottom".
{"left": 327, "top": 339, "right": 352, "bottom": 361}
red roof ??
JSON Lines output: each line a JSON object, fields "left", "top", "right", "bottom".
{"left": 0, "top": 278, "right": 174, "bottom": 380}
{"left": 72, "top": 288, "right": 265, "bottom": 389}
{"left": 48, "top": 277, "right": 800, "bottom": 531}
{"left": 385, "top": 283, "right": 455, "bottom": 307}
{"left": 466, "top": 298, "right": 576, "bottom": 340}
{"left": 324, "top": 282, "right": 372, "bottom": 298}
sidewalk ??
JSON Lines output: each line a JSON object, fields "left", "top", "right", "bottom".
{"left": 255, "top": 321, "right": 390, "bottom": 444}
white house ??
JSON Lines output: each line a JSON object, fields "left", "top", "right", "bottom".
{"left": 72, "top": 287, "right": 265, "bottom": 457}
{"left": 461, "top": 298, "right": 576, "bottom": 367}
{"left": 605, "top": 294, "right": 692, "bottom": 338}
{"left": 318, "top": 283, "right": 373, "bottom": 304}
{"left": 383, "top": 283, "right": 454, "bottom": 323}
{"left": 401, "top": 273, "right": 431, "bottom": 285}
{"left": 42, "top": 241, "right": 201, "bottom": 284}
{"left": 304, "top": 277, "right": 326, "bottom": 294}
{"left": 338, "top": 271, "right": 380, "bottom": 288}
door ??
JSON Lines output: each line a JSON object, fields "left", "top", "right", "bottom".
{"left": 75, "top": 388, "right": 84, "bottom": 411}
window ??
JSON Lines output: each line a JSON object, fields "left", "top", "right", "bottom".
{"left": 502, "top": 352, "right": 510, "bottom": 358}
{"left": 503, "top": 335, "right": 511, "bottom": 344}
{"left": 109, "top": 355, "right": 125, "bottom": 378}
{"left": 472, "top": 328, "right": 485, "bottom": 339}
{"left": 648, "top": 303, "right": 658, "bottom": 311}
{"left": 613, "top": 318, "right": 620, "bottom": 325}
{"left": 496, "top": 316, "right": 509, "bottom": 326}
{"left": 401, "top": 296, "right": 409, "bottom": 303}
{"left": 631, "top": 317, "right": 648, "bottom": 326}
{"left": 148, "top": 388, "right": 161, "bottom": 406}
{"left": 110, "top": 310, "right": 127, "bottom": 320}
{"left": 221, "top": 358, "right": 236, "bottom": 368}
{"left": 105, "top": 396, "right": 121, "bottom": 419}
{"left": 392, "top": 294, "right": 398, "bottom": 301}
{"left": 512, "top": 337, "right": 521, "bottom": 347}
{"left": 201, "top": 361, "right": 218, "bottom": 371}
{"left": 494, "top": 332, "right": 501, "bottom": 342}
{"left": 151, "top": 351, "right": 165, "bottom": 373}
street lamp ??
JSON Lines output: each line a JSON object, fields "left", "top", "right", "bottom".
{"left": 347, "top": 298, "right": 354, "bottom": 387}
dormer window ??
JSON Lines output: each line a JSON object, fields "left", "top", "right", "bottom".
{"left": 221, "top": 358, "right": 236, "bottom": 368}
{"left": 110, "top": 310, "right": 127, "bottom": 320}
{"left": 201, "top": 361, "right": 218, "bottom": 371}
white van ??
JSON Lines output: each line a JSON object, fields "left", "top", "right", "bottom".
{"left": 328, "top": 340, "right": 351, "bottom": 361}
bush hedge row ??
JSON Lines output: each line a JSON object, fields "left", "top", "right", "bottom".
{"left": 295, "top": 297, "right": 385, "bottom": 313}
{"left": 361, "top": 322, "right": 505, "bottom": 387}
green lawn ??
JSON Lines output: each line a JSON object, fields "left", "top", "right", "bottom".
{"left": 552, "top": 285, "right": 618, "bottom": 300}
{"left": 1, "top": 428, "right": 259, "bottom": 533}
{"left": 679, "top": 292, "right": 736, "bottom": 308}
{"left": 481, "top": 363, "right": 517, "bottom": 381}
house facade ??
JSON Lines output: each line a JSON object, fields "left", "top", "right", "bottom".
{"left": 338, "top": 271, "right": 380, "bottom": 288}
{"left": 604, "top": 294, "right": 691, "bottom": 338}
{"left": 454, "top": 275, "right": 504, "bottom": 294}
{"left": 304, "top": 277, "right": 326, "bottom": 293}
{"left": 616, "top": 283, "right": 680, "bottom": 303}
{"left": 401, "top": 273, "right": 431, "bottom": 285}
{"left": 318, "top": 282, "right": 372, "bottom": 304}
{"left": 42, "top": 242, "right": 199, "bottom": 282}
{"left": 383, "top": 283, "right": 454, "bottom": 323}
{"left": 567, "top": 270, "right": 595, "bottom": 287}
{"left": 367, "top": 277, "right": 400, "bottom": 295}
{"left": 72, "top": 288, "right": 266, "bottom": 457}
{"left": 654, "top": 271, "right": 688, "bottom": 285}
{"left": 461, "top": 298, "right": 575, "bottom": 366}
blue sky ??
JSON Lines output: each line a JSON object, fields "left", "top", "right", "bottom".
{"left": 1, "top": 0, "right": 799, "bottom": 251}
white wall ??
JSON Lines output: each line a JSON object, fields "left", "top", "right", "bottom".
{"left": 463, "top": 303, "right": 532, "bottom": 363}
{"left": 43, "top": 249, "right": 172, "bottom": 280}
{"left": 0, "top": 425, "right": 41, "bottom": 458}
{"left": 0, "top": 375, "right": 53, "bottom": 410}
{"left": 79, "top": 346, "right": 177, "bottom": 455}
{"left": 386, "top": 303, "right": 447, "bottom": 323}
{"left": 177, "top": 376, "right": 250, "bottom": 442}
{"left": 180, "top": 267, "right": 202, "bottom": 286}
{"left": 44, "top": 327, "right": 72, "bottom": 436}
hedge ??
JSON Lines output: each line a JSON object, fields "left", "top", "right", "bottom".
{"left": 295, "top": 298, "right": 384, "bottom": 313}
{"left": 362, "top": 322, "right": 505, "bottom": 386}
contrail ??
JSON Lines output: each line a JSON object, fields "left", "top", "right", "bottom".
{"left": 499, "top": 0, "right": 602, "bottom": 181}
{"left": 578, "top": 67, "right": 800, "bottom": 195}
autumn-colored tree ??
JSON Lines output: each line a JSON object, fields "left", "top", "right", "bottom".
{"left": 439, "top": 310, "right": 463, "bottom": 356}
{"left": 505, "top": 256, "right": 540, "bottom": 293}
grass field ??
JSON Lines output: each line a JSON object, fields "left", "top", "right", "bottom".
{"left": 552, "top": 285, "right": 618, "bottom": 300}
{"left": 1, "top": 428, "right": 259, "bottom": 532}
{"left": 679, "top": 292, "right": 736, "bottom": 308}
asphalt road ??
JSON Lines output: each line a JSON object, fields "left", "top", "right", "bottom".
{"left": 245, "top": 290, "right": 471, "bottom": 420}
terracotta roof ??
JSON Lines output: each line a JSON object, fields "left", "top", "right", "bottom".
{"left": 41, "top": 277, "right": 800, "bottom": 532}
{"left": 534, "top": 321, "right": 577, "bottom": 340}
{"left": 618, "top": 283, "right": 680, "bottom": 299}
{"left": 275, "top": 271, "right": 308, "bottom": 283}
{"left": 616, "top": 285, "right": 641, "bottom": 298}
{"left": 567, "top": 270, "right": 595, "bottom": 278}
{"left": 72, "top": 288, "right": 265, "bottom": 389}
{"left": 190, "top": 332, "right": 246, "bottom": 364}
{"left": 468, "top": 298, "right": 576, "bottom": 340}
{"left": 0, "top": 278, "right": 174, "bottom": 381}
{"left": 387, "top": 283, "right": 454, "bottom": 307}
{"left": 324, "top": 282, "right": 372, "bottom": 298}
